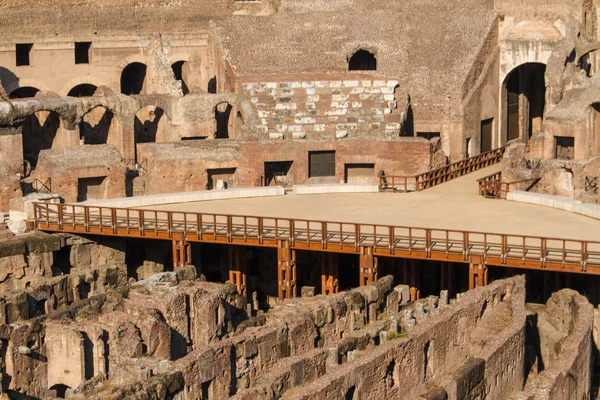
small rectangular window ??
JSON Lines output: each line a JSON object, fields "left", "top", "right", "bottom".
{"left": 309, "top": 150, "right": 336, "bottom": 178}
{"left": 555, "top": 136, "right": 575, "bottom": 160}
{"left": 75, "top": 42, "right": 91, "bottom": 64}
{"left": 15, "top": 43, "right": 33, "bottom": 66}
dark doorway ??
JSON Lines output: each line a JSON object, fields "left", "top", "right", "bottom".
{"left": 481, "top": 118, "right": 493, "bottom": 153}
{"left": 264, "top": 161, "right": 293, "bottom": 187}
{"left": 309, "top": 150, "right": 336, "bottom": 178}
{"left": 506, "top": 71, "right": 520, "bottom": 141}
{"left": 215, "top": 103, "right": 232, "bottom": 139}
{"left": 416, "top": 132, "right": 440, "bottom": 141}
{"left": 121, "top": 62, "right": 147, "bottom": 95}
{"left": 348, "top": 50, "right": 376, "bottom": 71}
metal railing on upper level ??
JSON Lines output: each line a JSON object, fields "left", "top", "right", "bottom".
{"left": 29, "top": 202, "right": 600, "bottom": 274}
{"left": 379, "top": 147, "right": 505, "bottom": 193}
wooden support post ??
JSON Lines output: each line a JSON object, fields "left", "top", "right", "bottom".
{"left": 172, "top": 234, "right": 191, "bottom": 268}
{"left": 469, "top": 256, "right": 487, "bottom": 290}
{"left": 277, "top": 240, "right": 296, "bottom": 300}
{"left": 408, "top": 259, "right": 420, "bottom": 301}
{"left": 321, "top": 253, "right": 339, "bottom": 295}
{"left": 359, "top": 246, "right": 378, "bottom": 286}
{"left": 229, "top": 246, "right": 247, "bottom": 297}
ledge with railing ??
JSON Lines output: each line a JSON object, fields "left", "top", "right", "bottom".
{"left": 379, "top": 147, "right": 505, "bottom": 193}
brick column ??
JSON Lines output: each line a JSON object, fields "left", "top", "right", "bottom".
{"left": 229, "top": 246, "right": 247, "bottom": 297}
{"left": 172, "top": 233, "right": 191, "bottom": 269}
{"left": 359, "top": 246, "right": 378, "bottom": 286}
{"left": 277, "top": 240, "right": 296, "bottom": 300}
{"left": 321, "top": 252, "right": 338, "bottom": 295}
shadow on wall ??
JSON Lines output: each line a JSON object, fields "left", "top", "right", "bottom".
{"left": 0, "top": 66, "right": 19, "bottom": 94}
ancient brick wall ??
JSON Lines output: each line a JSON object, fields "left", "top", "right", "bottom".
{"left": 239, "top": 76, "right": 403, "bottom": 140}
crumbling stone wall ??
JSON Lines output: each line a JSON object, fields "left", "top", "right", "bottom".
{"left": 511, "top": 289, "right": 594, "bottom": 399}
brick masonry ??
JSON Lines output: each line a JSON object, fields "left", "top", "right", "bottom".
{"left": 240, "top": 79, "right": 402, "bottom": 140}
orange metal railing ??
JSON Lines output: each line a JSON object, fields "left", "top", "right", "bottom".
{"left": 477, "top": 172, "right": 540, "bottom": 199}
{"left": 379, "top": 147, "right": 505, "bottom": 193}
{"left": 29, "top": 202, "right": 600, "bottom": 274}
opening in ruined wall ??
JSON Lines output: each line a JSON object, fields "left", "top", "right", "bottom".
{"left": 120, "top": 62, "right": 147, "bottom": 95}
{"left": 78, "top": 281, "right": 91, "bottom": 300}
{"left": 81, "top": 331, "right": 95, "bottom": 379}
{"left": 264, "top": 161, "right": 293, "bottom": 187}
{"left": 201, "top": 379, "right": 215, "bottom": 399}
{"left": 134, "top": 106, "right": 168, "bottom": 160}
{"left": 15, "top": 43, "right": 33, "bottom": 66}
{"left": 74, "top": 42, "right": 91, "bottom": 64}
{"left": 344, "top": 163, "right": 375, "bottom": 184}
{"left": 344, "top": 386, "right": 357, "bottom": 400}
{"left": 68, "top": 84, "right": 97, "bottom": 97}
{"left": 80, "top": 106, "right": 119, "bottom": 146}
{"left": 50, "top": 384, "right": 70, "bottom": 398}
{"left": 207, "top": 168, "right": 236, "bottom": 190}
{"left": 555, "top": 136, "right": 574, "bottom": 160}
{"left": 208, "top": 77, "right": 217, "bottom": 94}
{"left": 424, "top": 340, "right": 434, "bottom": 380}
{"left": 308, "top": 150, "right": 336, "bottom": 178}
{"left": 77, "top": 176, "right": 107, "bottom": 202}
{"left": 171, "top": 61, "right": 190, "bottom": 95}
{"left": 21, "top": 110, "right": 60, "bottom": 171}
{"left": 348, "top": 50, "right": 377, "bottom": 71}
{"left": 416, "top": 132, "right": 440, "bottom": 141}
{"left": 481, "top": 118, "right": 493, "bottom": 153}
{"left": 503, "top": 63, "right": 546, "bottom": 145}
{"left": 215, "top": 103, "right": 232, "bottom": 139}
{"left": 8, "top": 86, "right": 39, "bottom": 99}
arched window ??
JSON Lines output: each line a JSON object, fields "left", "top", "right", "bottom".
{"left": 80, "top": 106, "right": 119, "bottom": 146}
{"left": 68, "top": 84, "right": 97, "bottom": 97}
{"left": 348, "top": 50, "right": 377, "bottom": 71}
{"left": 121, "top": 63, "right": 147, "bottom": 95}
{"left": 9, "top": 86, "right": 40, "bottom": 99}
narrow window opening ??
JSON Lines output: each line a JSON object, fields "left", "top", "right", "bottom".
{"left": 75, "top": 42, "right": 91, "bottom": 64}
{"left": 555, "top": 136, "right": 575, "bottom": 160}
{"left": 16, "top": 43, "right": 33, "bottom": 66}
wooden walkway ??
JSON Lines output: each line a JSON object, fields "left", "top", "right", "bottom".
{"left": 30, "top": 202, "right": 600, "bottom": 275}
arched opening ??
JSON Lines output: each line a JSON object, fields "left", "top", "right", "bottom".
{"left": 68, "top": 84, "right": 97, "bottom": 97}
{"left": 215, "top": 103, "right": 233, "bottom": 139}
{"left": 503, "top": 63, "right": 546, "bottom": 146}
{"left": 134, "top": 106, "right": 168, "bottom": 159}
{"left": 50, "top": 384, "right": 71, "bottom": 398}
{"left": 80, "top": 106, "right": 119, "bottom": 146}
{"left": 22, "top": 110, "right": 60, "bottom": 172}
{"left": 348, "top": 50, "right": 377, "bottom": 71}
{"left": 171, "top": 61, "right": 189, "bottom": 95}
{"left": 121, "top": 62, "right": 147, "bottom": 95}
{"left": 9, "top": 86, "right": 40, "bottom": 99}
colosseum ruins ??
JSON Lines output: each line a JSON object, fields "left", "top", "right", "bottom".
{"left": 1, "top": 0, "right": 600, "bottom": 399}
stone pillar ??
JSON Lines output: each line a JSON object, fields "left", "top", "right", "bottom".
{"left": 54, "top": 118, "right": 80, "bottom": 148}
{"left": 229, "top": 246, "right": 247, "bottom": 297}
{"left": 0, "top": 125, "right": 24, "bottom": 211}
{"left": 321, "top": 252, "right": 338, "bottom": 295}
{"left": 468, "top": 256, "right": 487, "bottom": 290}
{"left": 121, "top": 124, "right": 136, "bottom": 165}
{"left": 277, "top": 240, "right": 296, "bottom": 300}
{"left": 359, "top": 246, "right": 378, "bottom": 286}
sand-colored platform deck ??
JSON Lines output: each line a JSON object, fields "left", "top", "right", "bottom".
{"left": 139, "top": 166, "right": 600, "bottom": 242}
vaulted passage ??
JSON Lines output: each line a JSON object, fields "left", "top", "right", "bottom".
{"left": 80, "top": 106, "right": 119, "bottom": 146}
{"left": 504, "top": 63, "right": 546, "bottom": 144}
{"left": 348, "top": 49, "right": 377, "bottom": 71}
{"left": 9, "top": 86, "right": 39, "bottom": 99}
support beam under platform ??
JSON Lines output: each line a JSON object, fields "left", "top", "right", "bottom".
{"left": 172, "top": 234, "right": 191, "bottom": 268}
{"left": 229, "top": 246, "right": 247, "bottom": 297}
{"left": 469, "top": 256, "right": 488, "bottom": 290}
{"left": 321, "top": 252, "right": 339, "bottom": 295}
{"left": 359, "top": 246, "right": 378, "bottom": 286}
{"left": 278, "top": 240, "right": 297, "bottom": 300}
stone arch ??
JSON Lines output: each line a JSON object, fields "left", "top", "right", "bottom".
{"left": 134, "top": 105, "right": 169, "bottom": 159}
{"left": 80, "top": 106, "right": 120, "bottom": 146}
{"left": 121, "top": 63, "right": 147, "bottom": 95}
{"left": 502, "top": 62, "right": 547, "bottom": 146}
{"left": 59, "top": 76, "right": 106, "bottom": 97}
{"left": 348, "top": 49, "right": 377, "bottom": 71}
{"left": 68, "top": 84, "right": 98, "bottom": 98}
{"left": 214, "top": 102, "right": 233, "bottom": 139}
{"left": 171, "top": 61, "right": 190, "bottom": 96}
